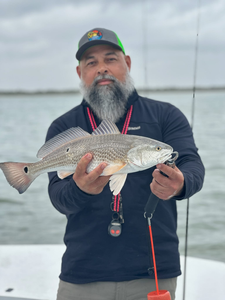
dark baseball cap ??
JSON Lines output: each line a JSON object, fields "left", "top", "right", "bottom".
{"left": 76, "top": 28, "right": 125, "bottom": 61}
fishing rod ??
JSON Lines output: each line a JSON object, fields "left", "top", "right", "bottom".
{"left": 182, "top": 1, "right": 201, "bottom": 300}
{"left": 142, "top": 0, "right": 148, "bottom": 87}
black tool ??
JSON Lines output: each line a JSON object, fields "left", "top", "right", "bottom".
{"left": 144, "top": 151, "right": 179, "bottom": 218}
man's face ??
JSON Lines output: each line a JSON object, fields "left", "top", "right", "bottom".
{"left": 76, "top": 44, "right": 131, "bottom": 87}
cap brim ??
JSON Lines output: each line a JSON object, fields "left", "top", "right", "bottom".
{"left": 76, "top": 40, "right": 123, "bottom": 61}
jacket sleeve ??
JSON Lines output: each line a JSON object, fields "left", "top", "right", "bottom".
{"left": 46, "top": 120, "right": 98, "bottom": 216}
{"left": 161, "top": 104, "right": 205, "bottom": 200}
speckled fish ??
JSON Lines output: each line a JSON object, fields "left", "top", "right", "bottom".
{"left": 0, "top": 119, "right": 173, "bottom": 195}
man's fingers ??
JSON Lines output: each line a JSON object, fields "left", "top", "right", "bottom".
{"left": 152, "top": 169, "right": 169, "bottom": 187}
{"left": 86, "top": 162, "right": 108, "bottom": 183}
{"left": 89, "top": 175, "right": 111, "bottom": 193}
{"left": 151, "top": 164, "right": 184, "bottom": 200}
{"left": 73, "top": 154, "right": 110, "bottom": 194}
{"left": 152, "top": 170, "right": 165, "bottom": 186}
{"left": 156, "top": 164, "right": 177, "bottom": 178}
{"left": 75, "top": 153, "right": 93, "bottom": 177}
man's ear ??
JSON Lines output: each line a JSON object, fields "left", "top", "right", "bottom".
{"left": 76, "top": 65, "right": 81, "bottom": 78}
{"left": 125, "top": 55, "right": 131, "bottom": 71}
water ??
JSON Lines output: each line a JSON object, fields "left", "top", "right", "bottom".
{"left": 0, "top": 91, "right": 224, "bottom": 263}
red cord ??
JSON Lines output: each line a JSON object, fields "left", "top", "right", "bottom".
{"left": 88, "top": 105, "right": 133, "bottom": 135}
{"left": 117, "top": 194, "right": 120, "bottom": 212}
{"left": 87, "top": 107, "right": 97, "bottom": 130}
{"left": 149, "top": 224, "right": 159, "bottom": 295}
{"left": 114, "top": 106, "right": 133, "bottom": 208}
{"left": 87, "top": 106, "right": 133, "bottom": 211}
{"left": 122, "top": 105, "right": 133, "bottom": 134}
{"left": 113, "top": 195, "right": 117, "bottom": 211}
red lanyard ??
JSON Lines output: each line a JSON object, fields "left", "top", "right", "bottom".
{"left": 87, "top": 105, "right": 133, "bottom": 211}
{"left": 87, "top": 105, "right": 133, "bottom": 135}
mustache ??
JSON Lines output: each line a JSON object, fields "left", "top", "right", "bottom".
{"left": 92, "top": 74, "right": 116, "bottom": 86}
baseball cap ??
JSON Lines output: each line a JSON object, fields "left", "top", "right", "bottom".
{"left": 76, "top": 28, "right": 125, "bottom": 61}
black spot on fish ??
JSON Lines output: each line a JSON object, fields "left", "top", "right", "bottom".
{"left": 66, "top": 148, "right": 70, "bottom": 152}
{"left": 24, "top": 167, "right": 28, "bottom": 173}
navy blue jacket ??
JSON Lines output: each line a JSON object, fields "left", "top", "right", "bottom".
{"left": 46, "top": 90, "right": 205, "bottom": 284}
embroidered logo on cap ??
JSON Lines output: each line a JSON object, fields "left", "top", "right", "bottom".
{"left": 87, "top": 30, "right": 103, "bottom": 41}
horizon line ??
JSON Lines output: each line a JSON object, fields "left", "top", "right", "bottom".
{"left": 0, "top": 85, "right": 224, "bottom": 95}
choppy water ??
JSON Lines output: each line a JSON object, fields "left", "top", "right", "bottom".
{"left": 0, "top": 91, "right": 224, "bottom": 263}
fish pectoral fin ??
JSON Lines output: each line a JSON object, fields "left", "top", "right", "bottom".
{"left": 102, "top": 163, "right": 127, "bottom": 176}
{"left": 57, "top": 170, "right": 74, "bottom": 179}
{"left": 109, "top": 173, "right": 128, "bottom": 196}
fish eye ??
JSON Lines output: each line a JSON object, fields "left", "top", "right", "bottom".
{"left": 156, "top": 146, "right": 162, "bottom": 151}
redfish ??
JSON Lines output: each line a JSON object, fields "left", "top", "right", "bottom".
{"left": 0, "top": 119, "right": 173, "bottom": 195}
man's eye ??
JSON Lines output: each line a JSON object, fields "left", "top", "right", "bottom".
{"left": 87, "top": 61, "right": 95, "bottom": 66}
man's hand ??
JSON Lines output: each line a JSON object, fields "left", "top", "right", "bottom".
{"left": 73, "top": 153, "right": 110, "bottom": 195}
{"left": 150, "top": 163, "right": 184, "bottom": 200}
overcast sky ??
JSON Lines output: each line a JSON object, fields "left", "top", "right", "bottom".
{"left": 0, "top": 0, "right": 224, "bottom": 91}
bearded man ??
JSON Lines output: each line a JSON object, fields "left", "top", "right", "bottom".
{"left": 46, "top": 28, "right": 205, "bottom": 300}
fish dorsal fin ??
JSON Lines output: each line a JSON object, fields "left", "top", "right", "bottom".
{"left": 91, "top": 119, "right": 120, "bottom": 136}
{"left": 37, "top": 127, "right": 91, "bottom": 158}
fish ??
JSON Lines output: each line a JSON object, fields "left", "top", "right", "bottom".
{"left": 0, "top": 119, "right": 173, "bottom": 195}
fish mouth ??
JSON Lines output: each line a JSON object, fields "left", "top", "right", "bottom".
{"left": 157, "top": 152, "right": 173, "bottom": 164}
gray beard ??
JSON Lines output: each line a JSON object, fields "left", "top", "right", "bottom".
{"left": 79, "top": 71, "right": 135, "bottom": 123}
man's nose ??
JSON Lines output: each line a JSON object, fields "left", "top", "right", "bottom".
{"left": 97, "top": 63, "right": 108, "bottom": 75}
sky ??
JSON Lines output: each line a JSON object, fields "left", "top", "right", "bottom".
{"left": 0, "top": 0, "right": 224, "bottom": 91}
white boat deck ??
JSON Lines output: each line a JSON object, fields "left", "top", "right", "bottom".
{"left": 0, "top": 245, "right": 224, "bottom": 300}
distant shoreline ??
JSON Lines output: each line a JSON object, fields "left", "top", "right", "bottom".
{"left": 0, "top": 86, "right": 224, "bottom": 96}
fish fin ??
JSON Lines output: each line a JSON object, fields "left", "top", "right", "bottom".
{"left": 0, "top": 162, "right": 38, "bottom": 194}
{"left": 57, "top": 170, "right": 74, "bottom": 179}
{"left": 37, "top": 127, "right": 91, "bottom": 158}
{"left": 109, "top": 173, "right": 128, "bottom": 196}
{"left": 91, "top": 119, "right": 120, "bottom": 136}
{"left": 102, "top": 163, "right": 127, "bottom": 176}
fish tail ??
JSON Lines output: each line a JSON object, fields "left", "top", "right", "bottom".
{"left": 0, "top": 162, "right": 38, "bottom": 194}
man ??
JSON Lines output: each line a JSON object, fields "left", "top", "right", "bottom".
{"left": 46, "top": 28, "right": 205, "bottom": 300}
